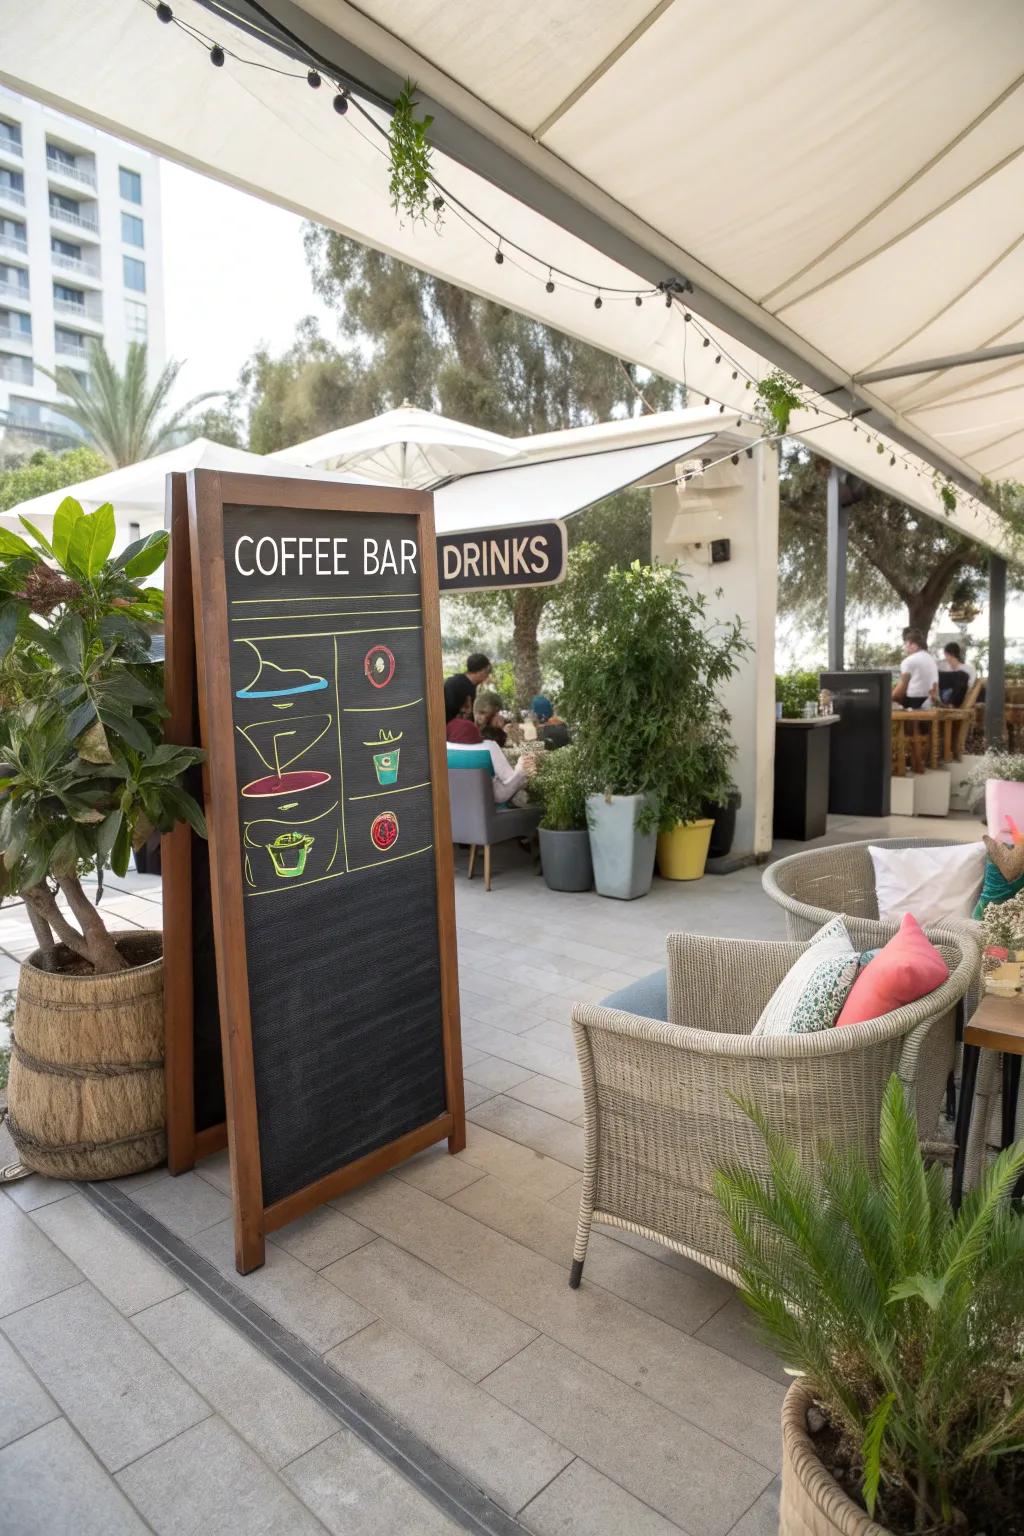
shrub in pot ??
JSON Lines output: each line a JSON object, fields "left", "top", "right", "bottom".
{"left": 0, "top": 499, "right": 206, "bottom": 1179}
{"left": 560, "top": 549, "right": 747, "bottom": 899}
{"left": 775, "top": 667, "right": 822, "bottom": 719}
{"left": 715, "top": 1077, "right": 1024, "bottom": 1536}
{"left": 533, "top": 744, "right": 592, "bottom": 892}
{"left": 658, "top": 710, "right": 738, "bottom": 880}
{"left": 970, "top": 748, "right": 1024, "bottom": 840}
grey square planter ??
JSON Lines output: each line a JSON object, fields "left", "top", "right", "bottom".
{"left": 586, "top": 793, "right": 657, "bottom": 900}
{"left": 539, "top": 827, "right": 593, "bottom": 892}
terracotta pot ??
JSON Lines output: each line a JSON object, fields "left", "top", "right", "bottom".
{"left": 780, "top": 1383, "right": 891, "bottom": 1536}
{"left": 6, "top": 931, "right": 166, "bottom": 1180}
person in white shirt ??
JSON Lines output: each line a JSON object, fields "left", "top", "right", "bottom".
{"left": 445, "top": 717, "right": 537, "bottom": 804}
{"left": 893, "top": 627, "right": 939, "bottom": 709}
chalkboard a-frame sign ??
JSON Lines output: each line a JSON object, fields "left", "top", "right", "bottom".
{"left": 171, "top": 470, "right": 464, "bottom": 1274}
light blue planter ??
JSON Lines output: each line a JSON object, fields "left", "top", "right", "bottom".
{"left": 586, "top": 793, "right": 657, "bottom": 900}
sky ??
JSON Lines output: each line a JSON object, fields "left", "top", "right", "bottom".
{"left": 159, "top": 160, "right": 335, "bottom": 408}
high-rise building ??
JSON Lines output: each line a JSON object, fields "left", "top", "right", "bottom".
{"left": 0, "top": 87, "right": 165, "bottom": 457}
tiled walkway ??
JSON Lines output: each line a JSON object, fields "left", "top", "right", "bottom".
{"left": 0, "top": 812, "right": 984, "bottom": 1534}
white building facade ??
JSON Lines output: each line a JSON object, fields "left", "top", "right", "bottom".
{"left": 0, "top": 87, "right": 164, "bottom": 455}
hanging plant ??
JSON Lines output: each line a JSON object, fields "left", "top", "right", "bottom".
{"left": 754, "top": 369, "right": 803, "bottom": 437}
{"left": 387, "top": 80, "right": 440, "bottom": 227}
{"left": 932, "top": 469, "right": 958, "bottom": 516}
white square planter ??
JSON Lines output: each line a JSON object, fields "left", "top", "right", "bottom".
{"left": 890, "top": 776, "right": 915, "bottom": 816}
{"left": 948, "top": 755, "right": 983, "bottom": 812}
{"left": 914, "top": 769, "right": 952, "bottom": 817}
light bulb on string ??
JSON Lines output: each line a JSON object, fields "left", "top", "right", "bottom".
{"left": 545, "top": 269, "right": 555, "bottom": 294}
{"left": 210, "top": 43, "right": 225, "bottom": 66}
{"left": 594, "top": 292, "right": 603, "bottom": 309}
{"left": 333, "top": 90, "right": 349, "bottom": 113}
{"left": 494, "top": 241, "right": 504, "bottom": 265}
{"left": 307, "top": 69, "right": 321, "bottom": 88}
{"left": 635, "top": 295, "right": 642, "bottom": 306}
{"left": 156, "top": 2, "right": 173, "bottom": 20}
{"left": 702, "top": 338, "right": 710, "bottom": 348}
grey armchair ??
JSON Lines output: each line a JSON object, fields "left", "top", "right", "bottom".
{"left": 569, "top": 917, "right": 989, "bottom": 1289}
{"left": 447, "top": 767, "right": 541, "bottom": 890}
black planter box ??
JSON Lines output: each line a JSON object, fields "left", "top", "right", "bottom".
{"left": 773, "top": 718, "right": 838, "bottom": 841}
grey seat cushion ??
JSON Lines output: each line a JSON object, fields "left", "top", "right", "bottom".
{"left": 600, "top": 968, "right": 668, "bottom": 1021}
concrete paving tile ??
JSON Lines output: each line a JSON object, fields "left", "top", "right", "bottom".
{"left": 468, "top": 1095, "right": 585, "bottom": 1171}
{"left": 486, "top": 1335, "right": 771, "bottom": 1536}
{"left": 589, "top": 968, "right": 641, "bottom": 993}
{"left": 695, "top": 1295, "right": 787, "bottom": 1385}
{"left": 117, "top": 1414, "right": 326, "bottom": 1535}
{"left": 506, "top": 1074, "right": 585, "bottom": 1123}
{"left": 322, "top": 1236, "right": 537, "bottom": 1382}
{"left": 463, "top": 1080, "right": 499, "bottom": 1110}
{"left": 1, "top": 1173, "right": 73, "bottom": 1211}
{"left": 192, "top": 1218, "right": 375, "bottom": 1354}
{"left": 459, "top": 1022, "right": 583, "bottom": 1087}
{"left": 521, "top": 1020, "right": 576, "bottom": 1055}
{"left": 32, "top": 1192, "right": 184, "bottom": 1315}
{"left": 333, "top": 1177, "right": 783, "bottom": 1470}
{"left": 0, "top": 1419, "right": 150, "bottom": 1536}
{"left": 520, "top": 1457, "right": 685, "bottom": 1536}
{"left": 326, "top": 1322, "right": 573, "bottom": 1514}
{"left": 134, "top": 1291, "right": 337, "bottom": 1468}
{"left": 391, "top": 1143, "right": 487, "bottom": 1200}
{"left": 728, "top": 1478, "right": 780, "bottom": 1535}
{"left": 283, "top": 1426, "right": 463, "bottom": 1536}
{"left": 458, "top": 1122, "right": 581, "bottom": 1199}
{"left": 464, "top": 1054, "right": 538, "bottom": 1092}
{"left": 2, "top": 1282, "right": 209, "bottom": 1471}
{"left": 193, "top": 1146, "right": 232, "bottom": 1195}
{"left": 269, "top": 1205, "right": 375, "bottom": 1270}
{"left": 114, "top": 1163, "right": 177, "bottom": 1194}
{"left": 549, "top": 1177, "right": 584, "bottom": 1213}
{"left": 0, "top": 1193, "right": 82, "bottom": 1317}
{"left": 128, "top": 1169, "right": 234, "bottom": 1239}
{"left": 459, "top": 1043, "right": 488, "bottom": 1067}
{"left": 0, "top": 1332, "right": 59, "bottom": 1447}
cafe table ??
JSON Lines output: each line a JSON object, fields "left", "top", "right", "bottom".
{"left": 951, "top": 990, "right": 1024, "bottom": 1207}
{"left": 891, "top": 707, "right": 945, "bottom": 775}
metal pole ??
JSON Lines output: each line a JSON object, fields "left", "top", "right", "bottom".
{"left": 826, "top": 464, "right": 848, "bottom": 673}
{"left": 986, "top": 554, "right": 1007, "bottom": 746}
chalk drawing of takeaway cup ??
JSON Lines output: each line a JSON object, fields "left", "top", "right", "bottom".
{"left": 266, "top": 831, "right": 315, "bottom": 879}
{"left": 365, "top": 729, "right": 402, "bottom": 786}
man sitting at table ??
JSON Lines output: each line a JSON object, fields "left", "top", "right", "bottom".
{"left": 938, "top": 641, "right": 974, "bottom": 706}
{"left": 892, "top": 627, "right": 939, "bottom": 709}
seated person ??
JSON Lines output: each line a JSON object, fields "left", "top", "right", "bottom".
{"left": 474, "top": 691, "right": 507, "bottom": 747}
{"left": 446, "top": 717, "right": 536, "bottom": 804}
{"left": 892, "top": 628, "right": 938, "bottom": 710}
{"left": 443, "top": 652, "right": 491, "bottom": 723}
{"left": 938, "top": 641, "right": 974, "bottom": 705}
{"left": 531, "top": 694, "right": 571, "bottom": 750}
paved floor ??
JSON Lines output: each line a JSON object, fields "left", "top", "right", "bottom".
{"left": 0, "top": 811, "right": 984, "bottom": 1535}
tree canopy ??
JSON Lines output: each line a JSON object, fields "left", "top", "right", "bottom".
{"left": 0, "top": 446, "right": 108, "bottom": 513}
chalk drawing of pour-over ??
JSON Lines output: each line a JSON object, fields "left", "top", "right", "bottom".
{"left": 237, "top": 714, "right": 332, "bottom": 798}
{"left": 364, "top": 728, "right": 402, "bottom": 785}
{"left": 236, "top": 640, "right": 328, "bottom": 699}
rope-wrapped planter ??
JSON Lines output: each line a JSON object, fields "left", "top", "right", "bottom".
{"left": 6, "top": 930, "right": 166, "bottom": 1180}
{"left": 781, "top": 1383, "right": 890, "bottom": 1536}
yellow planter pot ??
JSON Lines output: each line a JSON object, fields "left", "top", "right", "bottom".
{"left": 656, "top": 818, "right": 714, "bottom": 880}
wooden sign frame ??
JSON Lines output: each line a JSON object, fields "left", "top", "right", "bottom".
{"left": 176, "top": 469, "right": 463, "bottom": 1273}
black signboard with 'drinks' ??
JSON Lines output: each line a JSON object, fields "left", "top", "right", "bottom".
{"left": 186, "top": 472, "right": 463, "bottom": 1273}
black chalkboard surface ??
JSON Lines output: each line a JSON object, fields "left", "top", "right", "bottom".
{"left": 186, "top": 472, "right": 463, "bottom": 1273}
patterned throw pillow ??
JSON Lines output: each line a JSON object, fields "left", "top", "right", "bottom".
{"left": 753, "top": 916, "right": 859, "bottom": 1038}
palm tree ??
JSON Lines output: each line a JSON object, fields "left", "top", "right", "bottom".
{"left": 39, "top": 340, "right": 220, "bottom": 467}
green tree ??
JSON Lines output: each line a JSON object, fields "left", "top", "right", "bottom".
{"left": 0, "top": 447, "right": 108, "bottom": 513}
{"left": 779, "top": 447, "right": 988, "bottom": 643}
{"left": 40, "top": 341, "right": 219, "bottom": 467}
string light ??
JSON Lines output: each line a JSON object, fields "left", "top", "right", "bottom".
{"left": 594, "top": 292, "right": 602, "bottom": 309}
{"left": 307, "top": 68, "right": 321, "bottom": 88}
{"left": 209, "top": 43, "right": 225, "bottom": 66}
{"left": 333, "top": 90, "right": 349, "bottom": 114}
{"left": 156, "top": 2, "right": 172, "bottom": 20}
{"left": 494, "top": 241, "right": 504, "bottom": 265}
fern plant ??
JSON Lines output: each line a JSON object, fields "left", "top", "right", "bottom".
{"left": 715, "top": 1077, "right": 1024, "bottom": 1534}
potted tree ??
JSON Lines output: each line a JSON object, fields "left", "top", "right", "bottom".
{"left": 0, "top": 499, "right": 205, "bottom": 1180}
{"left": 560, "top": 550, "right": 747, "bottom": 900}
{"left": 658, "top": 711, "right": 738, "bottom": 880}
{"left": 533, "top": 744, "right": 592, "bottom": 891}
{"left": 716, "top": 1077, "right": 1024, "bottom": 1536}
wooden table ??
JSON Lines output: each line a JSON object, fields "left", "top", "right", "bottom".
{"left": 951, "top": 991, "right": 1024, "bottom": 1206}
{"left": 891, "top": 708, "right": 942, "bottom": 775}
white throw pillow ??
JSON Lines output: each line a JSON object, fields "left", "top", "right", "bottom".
{"left": 869, "top": 842, "right": 985, "bottom": 927}
{"left": 753, "top": 917, "right": 859, "bottom": 1037}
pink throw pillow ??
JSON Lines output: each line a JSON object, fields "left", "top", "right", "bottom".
{"left": 836, "top": 913, "right": 949, "bottom": 1026}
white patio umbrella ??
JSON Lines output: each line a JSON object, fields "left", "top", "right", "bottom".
{"left": 270, "top": 405, "right": 521, "bottom": 487}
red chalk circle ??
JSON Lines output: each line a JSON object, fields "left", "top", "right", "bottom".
{"left": 364, "top": 644, "right": 396, "bottom": 689}
{"left": 370, "top": 810, "right": 399, "bottom": 851}
{"left": 241, "top": 770, "right": 331, "bottom": 798}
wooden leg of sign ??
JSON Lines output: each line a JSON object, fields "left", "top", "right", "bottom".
{"left": 484, "top": 844, "right": 492, "bottom": 891}
{"left": 467, "top": 844, "right": 476, "bottom": 880}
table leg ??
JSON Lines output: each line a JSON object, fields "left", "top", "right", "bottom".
{"left": 892, "top": 721, "right": 904, "bottom": 777}
{"left": 929, "top": 719, "right": 939, "bottom": 770}
{"left": 1002, "top": 1053, "right": 1021, "bottom": 1148}
{"left": 951, "top": 1043, "right": 980, "bottom": 1209}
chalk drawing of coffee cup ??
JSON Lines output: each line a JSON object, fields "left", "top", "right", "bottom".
{"left": 364, "top": 728, "right": 403, "bottom": 786}
{"left": 266, "top": 831, "right": 314, "bottom": 879}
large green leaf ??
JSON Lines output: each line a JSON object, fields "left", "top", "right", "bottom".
{"left": 0, "top": 599, "right": 27, "bottom": 660}
{"left": 0, "top": 528, "right": 33, "bottom": 558}
{"left": 96, "top": 810, "right": 122, "bottom": 860}
{"left": 51, "top": 496, "right": 85, "bottom": 564}
{"left": 64, "top": 699, "right": 98, "bottom": 744}
{"left": 116, "top": 530, "right": 169, "bottom": 581}
{"left": 98, "top": 706, "right": 154, "bottom": 754}
{"left": 68, "top": 502, "right": 116, "bottom": 577}
{"left": 17, "top": 515, "right": 55, "bottom": 558}
{"left": 110, "top": 812, "right": 132, "bottom": 877}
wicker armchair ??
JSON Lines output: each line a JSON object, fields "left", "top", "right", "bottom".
{"left": 569, "top": 918, "right": 985, "bottom": 1289}
{"left": 762, "top": 837, "right": 981, "bottom": 942}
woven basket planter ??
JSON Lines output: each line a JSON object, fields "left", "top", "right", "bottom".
{"left": 781, "top": 1383, "right": 891, "bottom": 1536}
{"left": 7, "top": 930, "right": 166, "bottom": 1181}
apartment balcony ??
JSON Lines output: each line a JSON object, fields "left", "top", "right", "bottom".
{"left": 0, "top": 231, "right": 28, "bottom": 259}
{"left": 46, "top": 152, "right": 97, "bottom": 191}
{"left": 51, "top": 251, "right": 102, "bottom": 285}
{"left": 0, "top": 324, "right": 32, "bottom": 350}
{"left": 49, "top": 203, "right": 100, "bottom": 240}
{"left": 0, "top": 356, "right": 35, "bottom": 386}
{"left": 0, "top": 129, "right": 22, "bottom": 163}
{"left": 54, "top": 334, "right": 90, "bottom": 362}
{"left": 0, "top": 184, "right": 25, "bottom": 211}
{"left": 0, "top": 279, "right": 30, "bottom": 308}
{"left": 54, "top": 296, "right": 103, "bottom": 329}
